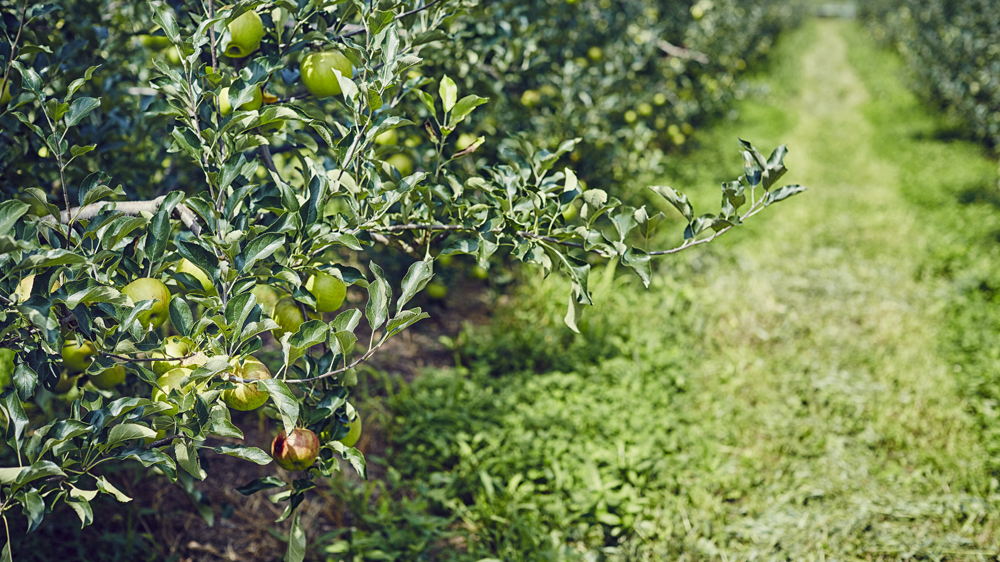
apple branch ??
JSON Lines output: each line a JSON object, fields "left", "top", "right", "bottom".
{"left": 333, "top": 0, "right": 443, "bottom": 40}
{"left": 657, "top": 40, "right": 709, "bottom": 64}
{"left": 44, "top": 195, "right": 202, "bottom": 236}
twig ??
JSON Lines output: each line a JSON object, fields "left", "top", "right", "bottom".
{"left": 657, "top": 39, "right": 709, "bottom": 64}
{"left": 333, "top": 0, "right": 443, "bottom": 40}
{"left": 208, "top": 0, "right": 218, "bottom": 75}
{"left": 145, "top": 435, "right": 182, "bottom": 449}
{"left": 100, "top": 351, "right": 198, "bottom": 363}
{"left": 42, "top": 195, "right": 202, "bottom": 236}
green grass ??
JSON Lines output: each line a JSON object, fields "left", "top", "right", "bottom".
{"left": 322, "top": 19, "right": 1000, "bottom": 561}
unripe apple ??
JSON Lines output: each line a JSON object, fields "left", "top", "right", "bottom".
{"left": 338, "top": 414, "right": 362, "bottom": 448}
{"left": 1, "top": 81, "right": 10, "bottom": 105}
{"left": 53, "top": 371, "right": 81, "bottom": 394}
{"left": 426, "top": 282, "right": 447, "bottom": 300}
{"left": 175, "top": 258, "right": 215, "bottom": 294}
{"left": 62, "top": 340, "right": 98, "bottom": 373}
{"left": 151, "top": 336, "right": 193, "bottom": 376}
{"left": 455, "top": 133, "right": 477, "bottom": 151}
{"left": 151, "top": 367, "right": 199, "bottom": 416}
{"left": 223, "top": 356, "right": 270, "bottom": 411}
{"left": 90, "top": 364, "right": 126, "bottom": 390}
{"left": 305, "top": 271, "right": 346, "bottom": 313}
{"left": 300, "top": 51, "right": 353, "bottom": 98}
{"left": 387, "top": 153, "right": 413, "bottom": 176}
{"left": 270, "top": 297, "right": 319, "bottom": 339}
{"left": 218, "top": 85, "right": 263, "bottom": 116}
{"left": 271, "top": 428, "right": 320, "bottom": 471}
{"left": 224, "top": 10, "right": 265, "bottom": 58}
{"left": 122, "top": 278, "right": 171, "bottom": 329}
{"left": 374, "top": 129, "right": 398, "bottom": 145}
{"left": 252, "top": 285, "right": 279, "bottom": 316}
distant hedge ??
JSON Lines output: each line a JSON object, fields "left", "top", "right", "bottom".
{"left": 860, "top": 1, "right": 1000, "bottom": 153}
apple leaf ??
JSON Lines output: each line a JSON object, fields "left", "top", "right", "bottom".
{"left": 236, "top": 476, "right": 287, "bottom": 496}
{"left": 213, "top": 444, "right": 272, "bottom": 465}
{"left": 261, "top": 379, "right": 298, "bottom": 435}
{"left": 439, "top": 74, "right": 457, "bottom": 113}
{"left": 65, "top": 97, "right": 100, "bottom": 127}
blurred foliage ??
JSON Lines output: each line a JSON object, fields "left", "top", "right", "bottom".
{"left": 859, "top": 0, "right": 1000, "bottom": 156}
{"left": 421, "top": 0, "right": 804, "bottom": 193}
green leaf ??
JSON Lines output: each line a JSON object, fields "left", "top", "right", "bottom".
{"left": 764, "top": 184, "right": 807, "bottom": 206}
{"left": 439, "top": 75, "right": 458, "bottom": 113}
{"left": 397, "top": 260, "right": 433, "bottom": 311}
{"left": 582, "top": 188, "right": 608, "bottom": 209}
{"left": 0, "top": 389, "right": 28, "bottom": 451}
{"left": 12, "top": 461, "right": 66, "bottom": 489}
{"left": 447, "top": 94, "right": 487, "bottom": 129}
{"left": 65, "top": 97, "right": 101, "bottom": 127}
{"left": 70, "top": 144, "right": 96, "bottom": 158}
{"left": 413, "top": 89, "right": 436, "bottom": 118}
{"left": 623, "top": 248, "right": 651, "bottom": 288}
{"left": 170, "top": 297, "right": 194, "bottom": 337}
{"left": 240, "top": 234, "right": 285, "bottom": 273}
{"left": 0, "top": 200, "right": 29, "bottom": 241}
{"left": 67, "top": 65, "right": 101, "bottom": 98}
{"left": 285, "top": 510, "right": 307, "bottom": 562}
{"left": 66, "top": 497, "right": 94, "bottom": 528}
{"left": 22, "top": 490, "right": 45, "bottom": 532}
{"left": 96, "top": 476, "right": 132, "bottom": 502}
{"left": 648, "top": 185, "right": 693, "bottom": 222}
{"left": 152, "top": 5, "right": 181, "bottom": 43}
{"left": 106, "top": 423, "right": 157, "bottom": 449}
{"left": 175, "top": 440, "right": 207, "bottom": 480}
{"left": 213, "top": 444, "right": 272, "bottom": 465}
{"left": 145, "top": 190, "right": 183, "bottom": 264}
{"left": 236, "top": 476, "right": 286, "bottom": 495}
{"left": 261, "top": 379, "right": 298, "bottom": 435}
{"left": 385, "top": 309, "right": 429, "bottom": 338}
{"left": 365, "top": 262, "right": 390, "bottom": 331}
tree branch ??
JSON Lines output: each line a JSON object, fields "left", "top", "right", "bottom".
{"left": 333, "top": 0, "right": 443, "bottom": 40}
{"left": 657, "top": 40, "right": 709, "bottom": 64}
{"left": 99, "top": 351, "right": 197, "bottom": 363}
{"left": 43, "top": 195, "right": 202, "bottom": 236}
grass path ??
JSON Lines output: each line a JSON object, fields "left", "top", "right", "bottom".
{"left": 353, "top": 18, "right": 1000, "bottom": 562}
{"left": 672, "top": 18, "right": 999, "bottom": 558}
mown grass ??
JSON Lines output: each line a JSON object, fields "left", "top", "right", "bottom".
{"left": 320, "top": 18, "right": 1000, "bottom": 561}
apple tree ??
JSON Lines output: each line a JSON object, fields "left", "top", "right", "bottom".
{"left": 0, "top": 0, "right": 804, "bottom": 559}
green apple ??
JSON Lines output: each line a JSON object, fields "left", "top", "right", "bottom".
{"left": 300, "top": 50, "right": 353, "bottom": 98}
{"left": 426, "top": 282, "right": 447, "bottom": 300}
{"left": 151, "top": 367, "right": 200, "bottom": 417}
{"left": 122, "top": 278, "right": 171, "bottom": 329}
{"left": 90, "top": 364, "right": 126, "bottom": 390}
{"left": 0, "top": 348, "right": 15, "bottom": 389}
{"left": 252, "top": 285, "right": 279, "bottom": 316}
{"left": 338, "top": 414, "right": 362, "bottom": 448}
{"left": 271, "top": 428, "right": 320, "bottom": 471}
{"left": 374, "top": 129, "right": 398, "bottom": 145}
{"left": 270, "top": 297, "right": 319, "bottom": 339}
{"left": 472, "top": 265, "right": 489, "bottom": 280}
{"left": 139, "top": 34, "right": 172, "bottom": 50}
{"left": 305, "top": 271, "right": 346, "bottom": 313}
{"left": 223, "top": 356, "right": 270, "bottom": 411}
{"left": 62, "top": 340, "right": 98, "bottom": 373}
{"left": 224, "top": 10, "right": 265, "bottom": 58}
{"left": 387, "top": 153, "right": 413, "bottom": 176}
{"left": 151, "top": 336, "right": 193, "bottom": 376}
{"left": 218, "top": 85, "right": 263, "bottom": 116}
{"left": 175, "top": 258, "right": 216, "bottom": 295}
{"left": 455, "top": 133, "right": 477, "bottom": 151}
{"left": 53, "top": 371, "right": 81, "bottom": 394}
{"left": 1, "top": 81, "right": 10, "bottom": 105}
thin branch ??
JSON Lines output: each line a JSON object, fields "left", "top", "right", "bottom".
{"left": 145, "top": 435, "right": 181, "bottom": 449}
{"left": 99, "top": 351, "right": 197, "bottom": 363}
{"left": 208, "top": 0, "right": 219, "bottom": 75}
{"left": 333, "top": 0, "right": 443, "bottom": 41}
{"left": 42, "top": 195, "right": 202, "bottom": 236}
{"left": 657, "top": 39, "right": 709, "bottom": 64}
